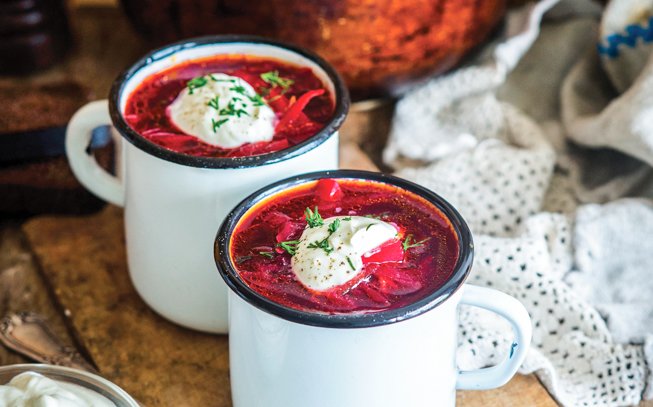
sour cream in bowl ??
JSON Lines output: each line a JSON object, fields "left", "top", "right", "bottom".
{"left": 0, "top": 364, "right": 139, "bottom": 407}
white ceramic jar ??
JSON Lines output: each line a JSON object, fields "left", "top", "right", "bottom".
{"left": 66, "top": 36, "right": 349, "bottom": 333}
{"left": 215, "top": 170, "right": 532, "bottom": 407}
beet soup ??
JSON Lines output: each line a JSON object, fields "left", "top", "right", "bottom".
{"left": 123, "top": 55, "right": 334, "bottom": 158}
{"left": 230, "top": 178, "right": 460, "bottom": 314}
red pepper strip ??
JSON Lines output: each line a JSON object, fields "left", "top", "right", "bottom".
{"left": 264, "top": 87, "right": 290, "bottom": 111}
{"left": 275, "top": 89, "right": 325, "bottom": 131}
{"left": 363, "top": 239, "right": 404, "bottom": 264}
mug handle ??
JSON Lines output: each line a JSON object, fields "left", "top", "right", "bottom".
{"left": 456, "top": 284, "right": 532, "bottom": 390}
{"left": 65, "top": 100, "right": 125, "bottom": 207}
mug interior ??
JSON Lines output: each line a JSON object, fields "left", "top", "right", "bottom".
{"left": 109, "top": 35, "right": 349, "bottom": 169}
{"left": 214, "top": 170, "right": 474, "bottom": 329}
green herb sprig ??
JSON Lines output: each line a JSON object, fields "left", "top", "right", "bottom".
{"left": 211, "top": 118, "right": 229, "bottom": 132}
{"left": 402, "top": 234, "right": 430, "bottom": 251}
{"left": 260, "top": 70, "right": 294, "bottom": 90}
{"left": 307, "top": 239, "right": 333, "bottom": 254}
{"left": 208, "top": 74, "right": 235, "bottom": 83}
{"left": 277, "top": 240, "right": 300, "bottom": 256}
{"left": 307, "top": 218, "right": 341, "bottom": 255}
{"left": 207, "top": 96, "right": 220, "bottom": 111}
{"left": 346, "top": 256, "right": 356, "bottom": 271}
{"left": 229, "top": 85, "right": 248, "bottom": 95}
{"left": 249, "top": 93, "right": 266, "bottom": 106}
{"left": 187, "top": 76, "right": 208, "bottom": 94}
{"left": 219, "top": 100, "right": 249, "bottom": 118}
{"left": 304, "top": 206, "right": 324, "bottom": 228}
{"left": 328, "top": 218, "right": 341, "bottom": 234}
{"left": 259, "top": 251, "right": 274, "bottom": 259}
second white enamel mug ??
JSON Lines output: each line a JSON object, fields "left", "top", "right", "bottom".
{"left": 215, "top": 170, "right": 532, "bottom": 407}
{"left": 65, "top": 36, "right": 349, "bottom": 333}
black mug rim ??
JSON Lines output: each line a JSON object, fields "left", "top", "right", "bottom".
{"left": 214, "top": 170, "right": 474, "bottom": 329}
{"left": 108, "top": 35, "right": 350, "bottom": 169}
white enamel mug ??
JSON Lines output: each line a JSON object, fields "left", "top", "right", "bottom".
{"left": 65, "top": 36, "right": 349, "bottom": 333}
{"left": 215, "top": 170, "right": 532, "bottom": 407}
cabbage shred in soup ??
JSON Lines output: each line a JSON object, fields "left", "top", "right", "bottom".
{"left": 124, "top": 55, "right": 334, "bottom": 158}
{"left": 230, "top": 178, "right": 460, "bottom": 314}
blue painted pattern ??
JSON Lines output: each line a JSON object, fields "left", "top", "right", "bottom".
{"left": 597, "top": 16, "right": 653, "bottom": 58}
{"left": 509, "top": 342, "right": 518, "bottom": 359}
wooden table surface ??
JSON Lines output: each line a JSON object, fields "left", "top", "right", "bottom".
{"left": 0, "top": 3, "right": 561, "bottom": 406}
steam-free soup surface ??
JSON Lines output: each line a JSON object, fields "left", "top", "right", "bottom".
{"left": 124, "top": 55, "right": 334, "bottom": 158}
{"left": 231, "top": 179, "right": 460, "bottom": 314}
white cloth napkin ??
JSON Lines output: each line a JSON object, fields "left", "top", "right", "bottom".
{"left": 385, "top": 0, "right": 653, "bottom": 405}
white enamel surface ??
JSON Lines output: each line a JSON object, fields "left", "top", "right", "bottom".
{"left": 228, "top": 291, "right": 459, "bottom": 407}
{"left": 65, "top": 40, "right": 342, "bottom": 333}
{"left": 227, "top": 284, "right": 533, "bottom": 406}
{"left": 0, "top": 372, "right": 114, "bottom": 407}
{"left": 455, "top": 285, "right": 533, "bottom": 390}
{"left": 168, "top": 73, "right": 276, "bottom": 148}
{"left": 291, "top": 216, "right": 397, "bottom": 291}
{"left": 65, "top": 101, "right": 125, "bottom": 207}
{"left": 124, "top": 134, "right": 338, "bottom": 332}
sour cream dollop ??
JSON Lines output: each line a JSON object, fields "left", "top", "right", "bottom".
{"left": 167, "top": 73, "right": 276, "bottom": 148}
{"left": 0, "top": 372, "right": 114, "bottom": 407}
{"left": 291, "top": 216, "right": 397, "bottom": 291}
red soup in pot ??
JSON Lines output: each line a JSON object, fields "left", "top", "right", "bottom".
{"left": 230, "top": 178, "right": 460, "bottom": 314}
{"left": 124, "top": 55, "right": 334, "bottom": 158}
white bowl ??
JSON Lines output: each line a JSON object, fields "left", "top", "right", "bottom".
{"left": 0, "top": 364, "right": 139, "bottom": 407}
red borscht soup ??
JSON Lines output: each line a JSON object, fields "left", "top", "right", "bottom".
{"left": 124, "top": 55, "right": 334, "bottom": 158}
{"left": 230, "top": 178, "right": 460, "bottom": 314}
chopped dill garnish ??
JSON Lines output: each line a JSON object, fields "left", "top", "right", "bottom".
{"left": 346, "top": 256, "right": 356, "bottom": 271}
{"left": 208, "top": 74, "right": 236, "bottom": 83}
{"left": 277, "top": 240, "right": 300, "bottom": 256}
{"left": 307, "top": 219, "right": 340, "bottom": 255}
{"left": 187, "top": 76, "right": 208, "bottom": 94}
{"left": 249, "top": 93, "right": 266, "bottom": 106}
{"left": 212, "top": 118, "right": 229, "bottom": 132}
{"left": 207, "top": 96, "right": 220, "bottom": 110}
{"left": 260, "top": 70, "right": 294, "bottom": 90}
{"left": 307, "top": 239, "right": 333, "bottom": 254}
{"left": 219, "top": 100, "right": 249, "bottom": 117}
{"left": 328, "top": 219, "right": 341, "bottom": 234}
{"left": 402, "top": 234, "right": 430, "bottom": 251}
{"left": 229, "top": 85, "right": 248, "bottom": 94}
{"left": 305, "top": 206, "right": 324, "bottom": 228}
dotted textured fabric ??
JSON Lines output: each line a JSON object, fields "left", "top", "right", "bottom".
{"left": 384, "top": 2, "right": 653, "bottom": 405}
